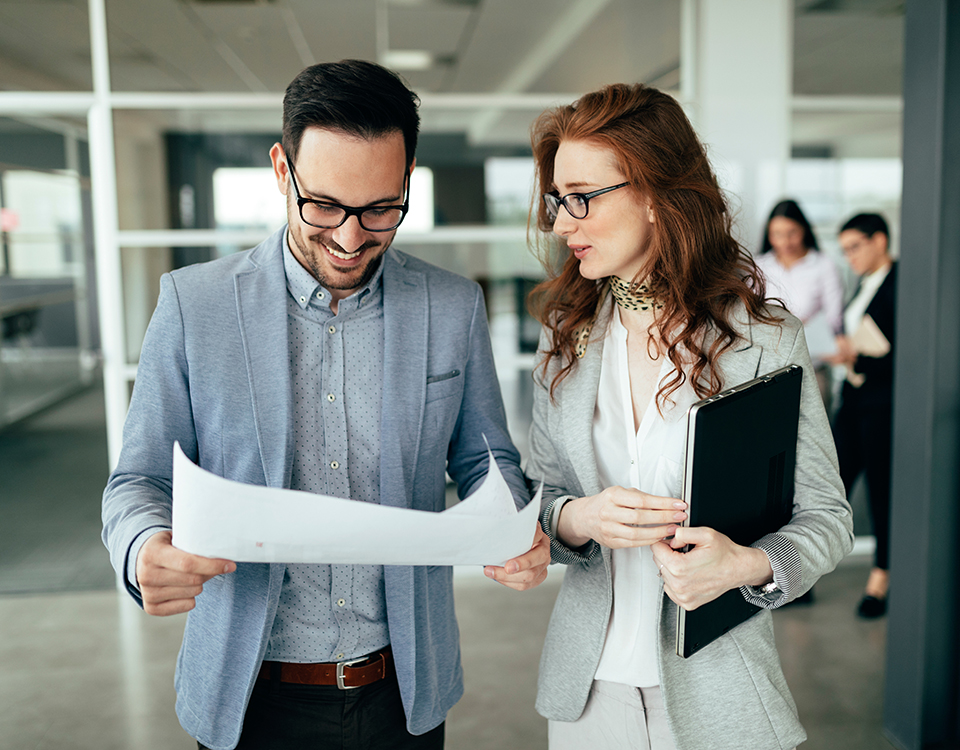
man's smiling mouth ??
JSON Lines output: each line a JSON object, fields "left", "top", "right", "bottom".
{"left": 326, "top": 244, "right": 363, "bottom": 260}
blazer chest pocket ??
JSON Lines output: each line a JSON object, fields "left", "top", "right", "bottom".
{"left": 426, "top": 369, "right": 462, "bottom": 403}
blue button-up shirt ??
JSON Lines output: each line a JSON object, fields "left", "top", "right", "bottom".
{"left": 263, "top": 236, "right": 390, "bottom": 662}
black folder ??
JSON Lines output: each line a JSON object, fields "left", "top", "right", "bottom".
{"left": 675, "top": 365, "right": 802, "bottom": 659}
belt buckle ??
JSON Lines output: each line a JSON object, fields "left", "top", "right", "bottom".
{"left": 336, "top": 655, "right": 368, "bottom": 690}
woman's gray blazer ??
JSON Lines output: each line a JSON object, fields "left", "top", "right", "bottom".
{"left": 526, "top": 300, "right": 854, "bottom": 750}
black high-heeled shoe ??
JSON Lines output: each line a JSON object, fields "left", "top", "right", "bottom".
{"left": 857, "top": 594, "right": 887, "bottom": 619}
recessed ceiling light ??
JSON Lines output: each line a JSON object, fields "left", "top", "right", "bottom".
{"left": 186, "top": 0, "right": 276, "bottom": 4}
{"left": 385, "top": 0, "right": 480, "bottom": 6}
{"left": 381, "top": 50, "right": 435, "bottom": 71}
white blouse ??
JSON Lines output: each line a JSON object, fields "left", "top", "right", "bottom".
{"left": 592, "top": 307, "right": 698, "bottom": 688}
{"left": 843, "top": 264, "right": 890, "bottom": 340}
{"left": 756, "top": 250, "right": 845, "bottom": 336}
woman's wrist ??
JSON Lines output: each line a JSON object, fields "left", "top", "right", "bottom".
{"left": 556, "top": 496, "right": 592, "bottom": 549}
{"left": 739, "top": 545, "right": 775, "bottom": 588}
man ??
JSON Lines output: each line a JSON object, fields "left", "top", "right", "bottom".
{"left": 102, "top": 60, "right": 549, "bottom": 750}
{"left": 829, "top": 213, "right": 896, "bottom": 619}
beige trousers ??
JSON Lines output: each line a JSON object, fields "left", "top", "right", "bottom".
{"left": 548, "top": 679, "right": 798, "bottom": 750}
{"left": 548, "top": 681, "right": 677, "bottom": 750}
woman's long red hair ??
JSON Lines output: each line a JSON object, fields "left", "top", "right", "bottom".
{"left": 528, "top": 83, "right": 779, "bottom": 406}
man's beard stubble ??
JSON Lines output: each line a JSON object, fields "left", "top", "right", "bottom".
{"left": 292, "top": 228, "right": 390, "bottom": 292}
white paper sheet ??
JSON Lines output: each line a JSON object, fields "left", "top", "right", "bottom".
{"left": 171, "top": 442, "right": 541, "bottom": 566}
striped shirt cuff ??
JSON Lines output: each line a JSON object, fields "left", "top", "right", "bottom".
{"left": 740, "top": 532, "right": 803, "bottom": 608}
{"left": 540, "top": 495, "right": 600, "bottom": 565}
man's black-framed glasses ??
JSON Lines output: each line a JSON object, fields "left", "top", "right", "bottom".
{"left": 543, "top": 182, "right": 630, "bottom": 222}
{"left": 288, "top": 162, "right": 409, "bottom": 232}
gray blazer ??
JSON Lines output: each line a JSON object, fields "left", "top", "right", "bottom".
{"left": 526, "top": 299, "right": 853, "bottom": 750}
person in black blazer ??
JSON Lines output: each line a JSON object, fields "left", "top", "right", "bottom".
{"left": 830, "top": 213, "right": 896, "bottom": 618}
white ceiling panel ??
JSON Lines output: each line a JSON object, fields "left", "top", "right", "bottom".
{"left": 105, "top": 0, "right": 230, "bottom": 91}
{"left": 281, "top": 1, "right": 379, "bottom": 68}
{"left": 529, "top": 0, "right": 681, "bottom": 93}
{"left": 794, "top": 12, "right": 903, "bottom": 95}
{"left": 0, "top": 1, "right": 93, "bottom": 90}
{"left": 395, "top": 66, "right": 450, "bottom": 93}
{"left": 386, "top": 4, "right": 476, "bottom": 57}
{"left": 449, "top": 0, "right": 582, "bottom": 92}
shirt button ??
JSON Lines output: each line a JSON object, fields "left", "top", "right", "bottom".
{"left": 330, "top": 461, "right": 340, "bottom": 469}
{"left": 299, "top": 295, "right": 306, "bottom": 304}
{"left": 328, "top": 325, "right": 336, "bottom": 334}
{"left": 337, "top": 598, "right": 345, "bottom": 607}
{"left": 336, "top": 652, "right": 344, "bottom": 660}
{"left": 327, "top": 393, "right": 335, "bottom": 402}
{"left": 316, "top": 291, "right": 324, "bottom": 299}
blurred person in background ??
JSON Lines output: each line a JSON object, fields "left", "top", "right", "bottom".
{"left": 828, "top": 213, "right": 896, "bottom": 619}
{"left": 756, "top": 199, "right": 845, "bottom": 416}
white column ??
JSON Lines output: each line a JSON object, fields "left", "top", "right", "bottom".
{"left": 683, "top": 0, "right": 792, "bottom": 252}
{"left": 87, "top": 0, "right": 127, "bottom": 468}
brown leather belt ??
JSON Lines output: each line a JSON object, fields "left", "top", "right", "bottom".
{"left": 258, "top": 646, "right": 393, "bottom": 690}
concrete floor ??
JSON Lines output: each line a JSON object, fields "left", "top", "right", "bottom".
{"left": 0, "top": 560, "right": 893, "bottom": 750}
{"left": 0, "top": 383, "right": 896, "bottom": 750}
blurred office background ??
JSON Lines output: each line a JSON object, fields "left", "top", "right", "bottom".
{"left": 1, "top": 1, "right": 957, "bottom": 748}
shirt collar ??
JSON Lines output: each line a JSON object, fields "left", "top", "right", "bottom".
{"left": 610, "top": 304, "right": 628, "bottom": 343}
{"left": 282, "top": 228, "right": 385, "bottom": 312}
{"left": 863, "top": 262, "right": 891, "bottom": 288}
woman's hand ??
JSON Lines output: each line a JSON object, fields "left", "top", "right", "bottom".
{"left": 652, "top": 526, "right": 773, "bottom": 611}
{"left": 557, "top": 486, "right": 686, "bottom": 549}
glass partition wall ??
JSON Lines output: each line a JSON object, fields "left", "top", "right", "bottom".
{"left": 0, "top": 120, "right": 97, "bottom": 427}
{"left": 0, "top": 0, "right": 903, "bottom": 470}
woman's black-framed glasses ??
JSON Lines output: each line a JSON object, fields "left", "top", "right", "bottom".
{"left": 543, "top": 182, "right": 630, "bottom": 222}
{"left": 288, "top": 162, "right": 409, "bottom": 232}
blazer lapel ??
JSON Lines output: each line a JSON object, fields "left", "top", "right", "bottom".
{"left": 380, "top": 249, "right": 427, "bottom": 509}
{"left": 560, "top": 301, "right": 611, "bottom": 498}
{"left": 235, "top": 230, "right": 293, "bottom": 489}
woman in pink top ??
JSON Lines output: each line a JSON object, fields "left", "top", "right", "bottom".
{"left": 756, "top": 199, "right": 845, "bottom": 414}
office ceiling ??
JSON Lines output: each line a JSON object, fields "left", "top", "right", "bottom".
{"left": 0, "top": 0, "right": 903, "bottom": 149}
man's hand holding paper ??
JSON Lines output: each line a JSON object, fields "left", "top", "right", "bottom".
{"left": 137, "top": 530, "right": 236, "bottom": 617}
{"left": 483, "top": 525, "right": 550, "bottom": 590}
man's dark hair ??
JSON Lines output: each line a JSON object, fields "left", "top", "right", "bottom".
{"left": 760, "top": 198, "right": 819, "bottom": 253}
{"left": 840, "top": 212, "right": 889, "bottom": 240}
{"left": 281, "top": 59, "right": 420, "bottom": 169}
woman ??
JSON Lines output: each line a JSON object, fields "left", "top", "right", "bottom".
{"left": 757, "top": 199, "right": 845, "bottom": 414}
{"left": 525, "top": 84, "right": 853, "bottom": 750}
{"left": 830, "top": 213, "right": 897, "bottom": 618}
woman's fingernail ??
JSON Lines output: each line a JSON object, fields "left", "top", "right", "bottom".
{"left": 673, "top": 502, "right": 687, "bottom": 510}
